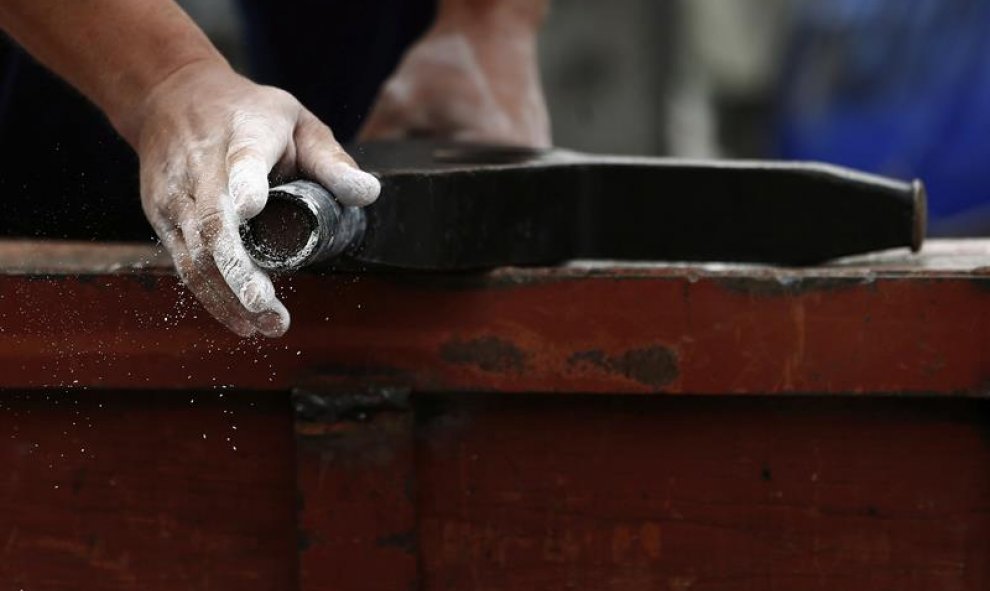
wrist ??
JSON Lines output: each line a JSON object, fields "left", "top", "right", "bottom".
{"left": 111, "top": 53, "right": 230, "bottom": 148}
{"left": 434, "top": 0, "right": 547, "bottom": 37}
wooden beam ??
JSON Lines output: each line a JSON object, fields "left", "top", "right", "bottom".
{"left": 0, "top": 240, "right": 985, "bottom": 395}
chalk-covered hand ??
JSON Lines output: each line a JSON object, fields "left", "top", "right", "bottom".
{"left": 359, "top": 3, "right": 551, "bottom": 148}
{"left": 135, "top": 61, "right": 380, "bottom": 337}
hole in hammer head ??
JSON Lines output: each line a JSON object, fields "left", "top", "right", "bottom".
{"left": 241, "top": 194, "right": 318, "bottom": 270}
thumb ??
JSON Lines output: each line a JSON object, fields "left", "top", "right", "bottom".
{"left": 295, "top": 110, "right": 381, "bottom": 207}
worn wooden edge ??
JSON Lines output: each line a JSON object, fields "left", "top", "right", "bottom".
{"left": 1, "top": 239, "right": 989, "bottom": 276}
{"left": 0, "top": 246, "right": 984, "bottom": 395}
{"left": 0, "top": 238, "right": 985, "bottom": 395}
{"left": 0, "top": 240, "right": 174, "bottom": 274}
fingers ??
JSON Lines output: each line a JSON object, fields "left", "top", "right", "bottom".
{"left": 145, "top": 172, "right": 290, "bottom": 338}
{"left": 295, "top": 111, "right": 381, "bottom": 207}
{"left": 145, "top": 125, "right": 292, "bottom": 338}
{"left": 196, "top": 173, "right": 290, "bottom": 337}
{"left": 226, "top": 114, "right": 288, "bottom": 220}
{"left": 357, "top": 71, "right": 428, "bottom": 143}
{"left": 146, "top": 201, "right": 257, "bottom": 337}
{"left": 358, "top": 98, "right": 409, "bottom": 143}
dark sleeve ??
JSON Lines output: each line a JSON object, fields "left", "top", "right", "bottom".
{"left": 239, "top": 0, "right": 436, "bottom": 142}
{"left": 0, "top": 37, "right": 145, "bottom": 241}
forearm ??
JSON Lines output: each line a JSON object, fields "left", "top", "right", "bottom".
{"left": 0, "top": 0, "right": 225, "bottom": 145}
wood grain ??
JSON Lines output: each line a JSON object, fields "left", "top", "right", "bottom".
{"left": 0, "top": 390, "right": 296, "bottom": 590}
{"left": 0, "top": 262, "right": 986, "bottom": 395}
{"left": 296, "top": 399, "right": 418, "bottom": 591}
{"left": 415, "top": 395, "right": 990, "bottom": 591}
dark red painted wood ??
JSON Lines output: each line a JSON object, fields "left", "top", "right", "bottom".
{"left": 296, "top": 399, "right": 418, "bottom": 591}
{"left": 3, "top": 392, "right": 987, "bottom": 590}
{"left": 414, "top": 395, "right": 990, "bottom": 591}
{"left": 0, "top": 243, "right": 986, "bottom": 395}
{"left": 0, "top": 241, "right": 986, "bottom": 591}
{"left": 0, "top": 390, "right": 297, "bottom": 590}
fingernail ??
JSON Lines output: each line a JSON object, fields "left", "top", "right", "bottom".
{"left": 240, "top": 280, "right": 273, "bottom": 313}
{"left": 230, "top": 179, "right": 249, "bottom": 206}
{"left": 231, "top": 319, "right": 257, "bottom": 338}
{"left": 257, "top": 311, "right": 288, "bottom": 338}
{"left": 242, "top": 281, "right": 260, "bottom": 306}
{"left": 328, "top": 163, "right": 381, "bottom": 206}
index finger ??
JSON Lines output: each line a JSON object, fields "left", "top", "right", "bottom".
{"left": 195, "top": 177, "right": 290, "bottom": 337}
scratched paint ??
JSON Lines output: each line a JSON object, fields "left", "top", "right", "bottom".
{"left": 567, "top": 346, "right": 679, "bottom": 389}
{"left": 0, "top": 242, "right": 986, "bottom": 395}
{"left": 440, "top": 336, "right": 530, "bottom": 374}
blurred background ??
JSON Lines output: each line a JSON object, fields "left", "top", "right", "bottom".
{"left": 180, "top": 0, "right": 990, "bottom": 237}
{"left": 3, "top": 0, "right": 987, "bottom": 240}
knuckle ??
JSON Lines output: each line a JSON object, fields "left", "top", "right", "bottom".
{"left": 197, "top": 207, "right": 228, "bottom": 243}
{"left": 184, "top": 146, "right": 211, "bottom": 171}
{"left": 187, "top": 241, "right": 213, "bottom": 267}
{"left": 229, "top": 111, "right": 268, "bottom": 135}
{"left": 258, "top": 84, "right": 297, "bottom": 105}
{"left": 381, "top": 77, "right": 413, "bottom": 105}
{"left": 227, "top": 141, "right": 263, "bottom": 167}
{"left": 216, "top": 256, "right": 240, "bottom": 281}
{"left": 161, "top": 189, "right": 185, "bottom": 211}
{"left": 209, "top": 238, "right": 252, "bottom": 286}
{"left": 199, "top": 204, "right": 225, "bottom": 224}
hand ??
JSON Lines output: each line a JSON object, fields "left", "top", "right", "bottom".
{"left": 359, "top": 6, "right": 551, "bottom": 148}
{"left": 135, "top": 60, "right": 380, "bottom": 337}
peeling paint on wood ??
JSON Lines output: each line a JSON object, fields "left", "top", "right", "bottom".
{"left": 0, "top": 247, "right": 985, "bottom": 394}
{"left": 440, "top": 336, "right": 530, "bottom": 374}
{"left": 568, "top": 346, "right": 679, "bottom": 389}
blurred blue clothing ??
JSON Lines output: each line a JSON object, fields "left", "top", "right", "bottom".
{"left": 777, "top": 0, "right": 990, "bottom": 234}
